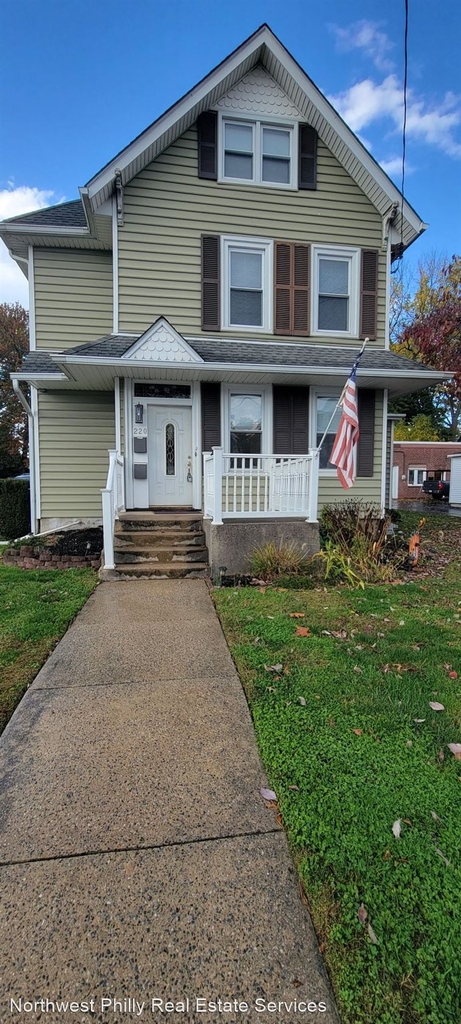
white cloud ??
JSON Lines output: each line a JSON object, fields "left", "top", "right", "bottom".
{"left": 330, "top": 20, "right": 395, "bottom": 72}
{"left": 0, "top": 184, "right": 57, "bottom": 222}
{"left": 0, "top": 185, "right": 63, "bottom": 307}
{"left": 329, "top": 76, "right": 461, "bottom": 159}
{"left": 379, "top": 156, "right": 415, "bottom": 179}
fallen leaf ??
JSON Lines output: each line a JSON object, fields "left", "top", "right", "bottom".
{"left": 431, "top": 811, "right": 441, "bottom": 822}
{"left": 403, "top": 818, "right": 413, "bottom": 826}
{"left": 367, "top": 923, "right": 378, "bottom": 944}
{"left": 299, "top": 696, "right": 306, "bottom": 706}
{"left": 260, "top": 787, "right": 277, "bottom": 802}
{"left": 352, "top": 729, "right": 363, "bottom": 736}
{"left": 447, "top": 743, "right": 461, "bottom": 760}
{"left": 265, "top": 664, "right": 283, "bottom": 673}
{"left": 295, "top": 626, "right": 311, "bottom": 637}
{"left": 275, "top": 587, "right": 288, "bottom": 592}
{"left": 435, "top": 848, "right": 450, "bottom": 867}
{"left": 331, "top": 629, "right": 347, "bottom": 639}
{"left": 357, "top": 903, "right": 367, "bottom": 924}
{"left": 392, "top": 819, "right": 402, "bottom": 839}
{"left": 377, "top": 632, "right": 385, "bottom": 638}
{"left": 406, "top": 740, "right": 413, "bottom": 748}
{"left": 258, "top": 587, "right": 266, "bottom": 595}
{"left": 289, "top": 785, "right": 300, "bottom": 791}
{"left": 353, "top": 665, "right": 362, "bottom": 674}
{"left": 429, "top": 701, "right": 445, "bottom": 711}
{"left": 252, "top": 636, "right": 260, "bottom": 645}
{"left": 382, "top": 664, "right": 390, "bottom": 674}
{"left": 321, "top": 630, "right": 332, "bottom": 636}
{"left": 438, "top": 750, "right": 445, "bottom": 762}
{"left": 414, "top": 719, "right": 425, "bottom": 724}
{"left": 383, "top": 849, "right": 391, "bottom": 860}
{"left": 289, "top": 612, "right": 306, "bottom": 618}
{"left": 328, "top": 717, "right": 335, "bottom": 727}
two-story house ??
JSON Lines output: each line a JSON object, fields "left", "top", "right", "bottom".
{"left": 1, "top": 25, "right": 446, "bottom": 577}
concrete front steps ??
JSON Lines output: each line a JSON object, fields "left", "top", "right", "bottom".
{"left": 104, "top": 511, "right": 210, "bottom": 579}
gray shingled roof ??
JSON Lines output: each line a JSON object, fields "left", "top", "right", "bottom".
{"left": 1, "top": 199, "right": 87, "bottom": 228}
{"left": 20, "top": 335, "right": 436, "bottom": 376}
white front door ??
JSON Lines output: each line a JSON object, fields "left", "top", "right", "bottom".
{"left": 148, "top": 405, "right": 193, "bottom": 506}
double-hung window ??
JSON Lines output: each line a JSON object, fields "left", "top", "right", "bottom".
{"left": 221, "top": 117, "right": 295, "bottom": 188}
{"left": 314, "top": 392, "right": 342, "bottom": 470}
{"left": 222, "top": 236, "right": 272, "bottom": 331}
{"left": 312, "top": 246, "right": 360, "bottom": 336}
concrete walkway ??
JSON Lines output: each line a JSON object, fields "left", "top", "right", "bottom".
{"left": 0, "top": 581, "right": 339, "bottom": 1024}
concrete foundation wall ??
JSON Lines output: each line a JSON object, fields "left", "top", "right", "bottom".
{"left": 203, "top": 518, "right": 320, "bottom": 578}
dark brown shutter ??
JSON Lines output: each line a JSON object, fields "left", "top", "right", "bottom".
{"left": 273, "top": 386, "right": 309, "bottom": 455}
{"left": 298, "top": 124, "right": 317, "bottom": 190}
{"left": 201, "top": 235, "right": 220, "bottom": 330}
{"left": 197, "top": 111, "right": 217, "bottom": 180}
{"left": 357, "top": 389, "right": 375, "bottom": 477}
{"left": 360, "top": 250, "right": 378, "bottom": 339}
{"left": 201, "top": 383, "right": 221, "bottom": 452}
{"left": 274, "top": 243, "right": 310, "bottom": 336}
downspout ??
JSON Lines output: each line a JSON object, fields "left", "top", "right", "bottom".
{"left": 12, "top": 379, "right": 37, "bottom": 535}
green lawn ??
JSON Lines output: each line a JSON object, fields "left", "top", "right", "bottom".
{"left": 0, "top": 564, "right": 98, "bottom": 734}
{"left": 213, "top": 514, "right": 461, "bottom": 1024}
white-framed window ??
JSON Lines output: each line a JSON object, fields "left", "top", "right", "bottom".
{"left": 220, "top": 116, "right": 296, "bottom": 189}
{"left": 310, "top": 388, "right": 347, "bottom": 473}
{"left": 408, "top": 467, "right": 426, "bottom": 486}
{"left": 222, "top": 236, "right": 273, "bottom": 332}
{"left": 230, "top": 392, "right": 263, "bottom": 455}
{"left": 222, "top": 385, "right": 270, "bottom": 460}
{"left": 312, "top": 245, "right": 360, "bottom": 336}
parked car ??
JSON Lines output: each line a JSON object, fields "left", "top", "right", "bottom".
{"left": 422, "top": 473, "right": 450, "bottom": 499}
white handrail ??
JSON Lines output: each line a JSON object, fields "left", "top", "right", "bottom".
{"left": 202, "top": 450, "right": 319, "bottom": 523}
{"left": 101, "top": 449, "right": 124, "bottom": 570}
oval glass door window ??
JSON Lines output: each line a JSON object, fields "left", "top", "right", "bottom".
{"left": 165, "top": 423, "right": 175, "bottom": 475}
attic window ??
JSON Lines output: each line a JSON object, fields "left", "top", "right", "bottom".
{"left": 220, "top": 117, "right": 295, "bottom": 189}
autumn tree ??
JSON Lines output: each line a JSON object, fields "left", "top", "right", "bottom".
{"left": 0, "top": 303, "right": 29, "bottom": 476}
{"left": 390, "top": 255, "right": 461, "bottom": 439}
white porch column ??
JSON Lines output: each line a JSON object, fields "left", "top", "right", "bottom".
{"left": 212, "top": 446, "right": 223, "bottom": 525}
{"left": 307, "top": 448, "right": 320, "bottom": 523}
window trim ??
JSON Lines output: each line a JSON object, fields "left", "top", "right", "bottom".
{"left": 223, "top": 384, "right": 271, "bottom": 456}
{"left": 311, "top": 245, "right": 360, "bottom": 337}
{"left": 408, "top": 467, "right": 427, "bottom": 486}
{"left": 221, "top": 235, "right": 273, "bottom": 332}
{"left": 218, "top": 113, "right": 297, "bottom": 190}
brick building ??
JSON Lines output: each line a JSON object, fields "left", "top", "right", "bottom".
{"left": 392, "top": 442, "right": 461, "bottom": 500}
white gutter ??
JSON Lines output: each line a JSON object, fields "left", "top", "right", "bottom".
{"left": 52, "top": 353, "right": 452, "bottom": 383}
{"left": 12, "top": 379, "right": 37, "bottom": 535}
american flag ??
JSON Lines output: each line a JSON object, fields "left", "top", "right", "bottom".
{"left": 329, "top": 348, "right": 365, "bottom": 489}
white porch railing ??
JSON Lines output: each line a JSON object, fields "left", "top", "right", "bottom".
{"left": 101, "top": 449, "right": 125, "bottom": 569}
{"left": 203, "top": 447, "right": 320, "bottom": 526}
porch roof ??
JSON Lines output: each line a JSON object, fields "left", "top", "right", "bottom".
{"left": 14, "top": 332, "right": 451, "bottom": 399}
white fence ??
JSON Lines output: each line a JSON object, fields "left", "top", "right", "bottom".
{"left": 101, "top": 450, "right": 125, "bottom": 569}
{"left": 203, "top": 447, "right": 320, "bottom": 525}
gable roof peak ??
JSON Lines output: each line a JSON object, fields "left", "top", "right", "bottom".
{"left": 85, "top": 24, "right": 425, "bottom": 250}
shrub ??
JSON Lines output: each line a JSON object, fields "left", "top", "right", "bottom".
{"left": 318, "top": 500, "right": 407, "bottom": 584}
{"left": 250, "top": 540, "right": 308, "bottom": 581}
{"left": 0, "top": 478, "right": 30, "bottom": 540}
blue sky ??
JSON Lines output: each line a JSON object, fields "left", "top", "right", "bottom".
{"left": 1, "top": 0, "right": 460, "bottom": 305}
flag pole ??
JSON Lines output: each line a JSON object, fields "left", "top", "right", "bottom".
{"left": 315, "top": 338, "right": 368, "bottom": 453}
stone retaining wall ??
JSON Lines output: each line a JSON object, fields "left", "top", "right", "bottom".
{"left": 3, "top": 546, "right": 101, "bottom": 570}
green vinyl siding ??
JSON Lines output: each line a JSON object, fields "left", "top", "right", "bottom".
{"left": 318, "top": 391, "right": 383, "bottom": 508}
{"left": 118, "top": 126, "right": 386, "bottom": 345}
{"left": 34, "top": 249, "right": 113, "bottom": 350}
{"left": 38, "top": 392, "right": 115, "bottom": 519}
